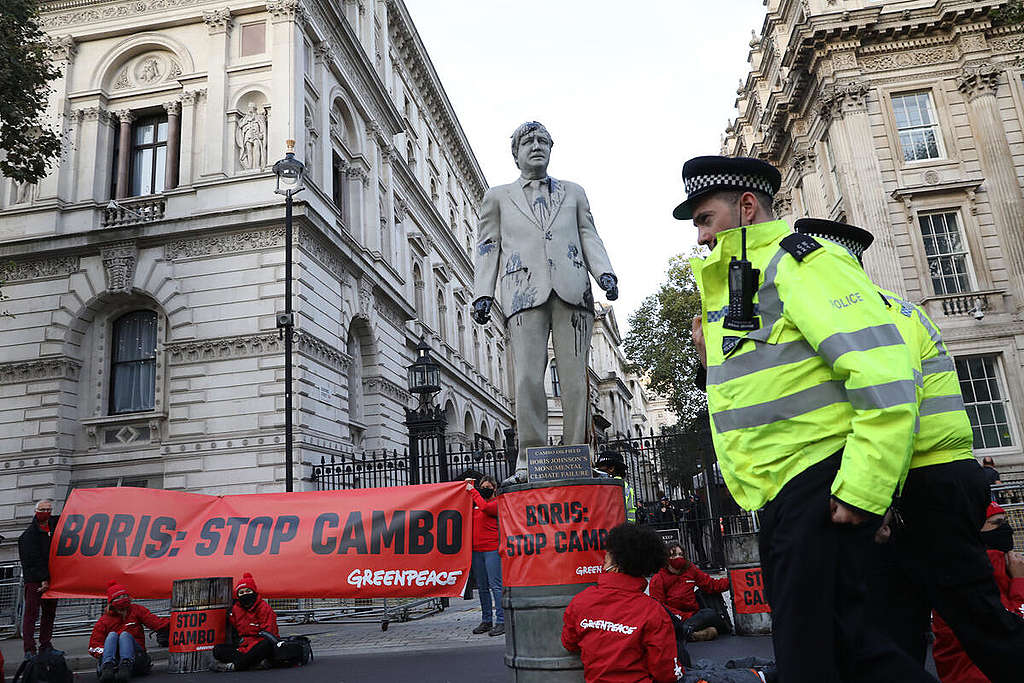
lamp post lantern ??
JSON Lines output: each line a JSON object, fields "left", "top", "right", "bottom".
{"left": 273, "top": 140, "right": 305, "bottom": 492}
{"left": 404, "top": 339, "right": 447, "bottom": 483}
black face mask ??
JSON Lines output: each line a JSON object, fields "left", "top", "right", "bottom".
{"left": 981, "top": 523, "right": 1015, "bottom": 553}
{"left": 476, "top": 486, "right": 494, "bottom": 499}
{"left": 238, "top": 593, "right": 258, "bottom": 609}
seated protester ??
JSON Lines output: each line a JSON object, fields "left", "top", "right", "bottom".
{"left": 211, "top": 573, "right": 279, "bottom": 672}
{"left": 562, "top": 523, "right": 682, "bottom": 683}
{"left": 562, "top": 524, "right": 773, "bottom": 683}
{"left": 650, "top": 541, "right": 731, "bottom": 642}
{"left": 89, "top": 581, "right": 169, "bottom": 682}
{"left": 932, "top": 503, "right": 1024, "bottom": 683}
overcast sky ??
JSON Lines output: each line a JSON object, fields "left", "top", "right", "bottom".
{"left": 404, "top": 1, "right": 767, "bottom": 334}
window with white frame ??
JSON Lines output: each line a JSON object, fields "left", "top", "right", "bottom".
{"left": 110, "top": 310, "right": 157, "bottom": 414}
{"left": 892, "top": 91, "right": 945, "bottom": 162}
{"left": 919, "top": 211, "right": 972, "bottom": 295}
{"left": 955, "top": 355, "right": 1014, "bottom": 450}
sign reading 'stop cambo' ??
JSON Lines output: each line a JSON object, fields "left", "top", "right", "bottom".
{"left": 47, "top": 483, "right": 472, "bottom": 599}
{"left": 498, "top": 481, "right": 625, "bottom": 586}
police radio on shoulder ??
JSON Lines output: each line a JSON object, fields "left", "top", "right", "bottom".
{"left": 724, "top": 223, "right": 760, "bottom": 332}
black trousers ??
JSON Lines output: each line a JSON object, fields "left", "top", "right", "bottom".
{"left": 867, "top": 459, "right": 1024, "bottom": 683}
{"left": 212, "top": 639, "right": 274, "bottom": 671}
{"left": 758, "top": 453, "right": 936, "bottom": 683}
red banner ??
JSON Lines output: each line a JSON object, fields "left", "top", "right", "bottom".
{"left": 48, "top": 483, "right": 472, "bottom": 599}
{"left": 729, "top": 567, "right": 771, "bottom": 614}
{"left": 498, "top": 482, "right": 625, "bottom": 586}
{"left": 169, "top": 608, "right": 226, "bottom": 653}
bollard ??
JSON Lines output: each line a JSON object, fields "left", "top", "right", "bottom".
{"left": 723, "top": 532, "right": 772, "bottom": 635}
{"left": 167, "top": 577, "right": 232, "bottom": 673}
{"left": 500, "top": 477, "right": 626, "bottom": 683}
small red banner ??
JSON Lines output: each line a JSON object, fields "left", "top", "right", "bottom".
{"left": 729, "top": 567, "right": 771, "bottom": 614}
{"left": 47, "top": 483, "right": 472, "bottom": 600}
{"left": 498, "top": 482, "right": 625, "bottom": 586}
{"left": 169, "top": 608, "right": 227, "bottom": 653}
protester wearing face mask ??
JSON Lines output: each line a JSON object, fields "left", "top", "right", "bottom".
{"left": 650, "top": 541, "right": 731, "bottom": 643}
{"left": 211, "top": 573, "right": 279, "bottom": 672}
{"left": 932, "top": 503, "right": 1024, "bottom": 682}
{"left": 88, "top": 581, "right": 169, "bottom": 682}
{"left": 18, "top": 499, "right": 60, "bottom": 660}
{"left": 464, "top": 475, "right": 504, "bottom": 637}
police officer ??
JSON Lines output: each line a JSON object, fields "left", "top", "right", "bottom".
{"left": 676, "top": 156, "right": 934, "bottom": 683}
{"left": 795, "top": 218, "right": 1024, "bottom": 683}
{"left": 594, "top": 451, "right": 636, "bottom": 523}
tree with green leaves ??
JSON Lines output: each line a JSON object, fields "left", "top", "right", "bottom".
{"left": 0, "top": 0, "right": 62, "bottom": 185}
{"left": 623, "top": 251, "right": 706, "bottom": 430}
{"left": 992, "top": 0, "right": 1024, "bottom": 25}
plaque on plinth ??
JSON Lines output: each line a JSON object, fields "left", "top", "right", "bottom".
{"left": 526, "top": 444, "right": 592, "bottom": 482}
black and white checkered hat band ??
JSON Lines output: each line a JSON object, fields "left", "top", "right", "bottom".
{"left": 803, "top": 232, "right": 866, "bottom": 258}
{"left": 684, "top": 172, "right": 775, "bottom": 196}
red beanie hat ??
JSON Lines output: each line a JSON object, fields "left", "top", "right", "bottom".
{"left": 987, "top": 502, "right": 1005, "bottom": 518}
{"left": 235, "top": 572, "right": 258, "bottom": 595}
{"left": 106, "top": 580, "right": 130, "bottom": 605}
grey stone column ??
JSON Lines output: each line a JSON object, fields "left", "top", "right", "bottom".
{"left": 957, "top": 62, "right": 1024, "bottom": 309}
{"left": 792, "top": 146, "right": 826, "bottom": 218}
{"left": 114, "top": 109, "right": 134, "bottom": 199}
{"left": 163, "top": 100, "right": 181, "bottom": 190}
{"left": 820, "top": 80, "right": 904, "bottom": 295}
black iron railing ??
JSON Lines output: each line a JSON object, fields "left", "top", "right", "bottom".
{"left": 311, "top": 445, "right": 512, "bottom": 491}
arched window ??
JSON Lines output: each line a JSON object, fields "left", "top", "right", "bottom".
{"left": 110, "top": 310, "right": 158, "bottom": 414}
{"left": 456, "top": 311, "right": 466, "bottom": 356}
{"left": 549, "top": 361, "right": 561, "bottom": 398}
{"left": 436, "top": 287, "right": 446, "bottom": 340}
{"left": 412, "top": 263, "right": 425, "bottom": 320}
{"left": 473, "top": 328, "right": 481, "bottom": 370}
{"left": 406, "top": 141, "right": 416, "bottom": 169}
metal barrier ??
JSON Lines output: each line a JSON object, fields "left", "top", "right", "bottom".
{"left": 993, "top": 482, "right": 1024, "bottom": 551}
{"left": 0, "top": 561, "right": 446, "bottom": 639}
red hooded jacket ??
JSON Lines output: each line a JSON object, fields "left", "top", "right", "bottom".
{"left": 229, "top": 573, "right": 279, "bottom": 654}
{"left": 648, "top": 562, "right": 730, "bottom": 620}
{"left": 88, "top": 604, "right": 169, "bottom": 659}
{"left": 931, "top": 549, "right": 1024, "bottom": 683}
{"left": 469, "top": 487, "right": 499, "bottom": 552}
{"left": 562, "top": 572, "right": 682, "bottom": 683}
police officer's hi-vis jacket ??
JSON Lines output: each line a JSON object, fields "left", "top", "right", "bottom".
{"left": 878, "top": 289, "right": 974, "bottom": 472}
{"left": 690, "top": 220, "right": 919, "bottom": 516}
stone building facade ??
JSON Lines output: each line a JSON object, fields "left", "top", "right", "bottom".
{"left": 0, "top": 0, "right": 514, "bottom": 563}
{"left": 723, "top": 0, "right": 1024, "bottom": 475}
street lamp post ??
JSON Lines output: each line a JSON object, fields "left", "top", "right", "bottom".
{"left": 405, "top": 339, "right": 447, "bottom": 483}
{"left": 273, "top": 140, "right": 305, "bottom": 493}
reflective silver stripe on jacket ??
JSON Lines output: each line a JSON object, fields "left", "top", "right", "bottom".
{"left": 816, "top": 324, "right": 905, "bottom": 366}
{"left": 847, "top": 380, "right": 918, "bottom": 411}
{"left": 920, "top": 394, "right": 966, "bottom": 416}
{"left": 921, "top": 355, "right": 955, "bottom": 376}
{"left": 746, "top": 248, "right": 789, "bottom": 344}
{"left": 707, "top": 339, "right": 817, "bottom": 386}
{"left": 713, "top": 381, "right": 848, "bottom": 433}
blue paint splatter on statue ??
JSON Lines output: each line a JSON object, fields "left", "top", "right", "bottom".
{"left": 478, "top": 240, "right": 496, "bottom": 256}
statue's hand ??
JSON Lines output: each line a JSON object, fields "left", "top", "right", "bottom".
{"left": 472, "top": 297, "right": 493, "bottom": 325}
{"left": 599, "top": 273, "right": 618, "bottom": 301}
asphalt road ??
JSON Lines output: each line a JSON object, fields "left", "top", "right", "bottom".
{"left": 122, "top": 635, "right": 777, "bottom": 682}
{"left": 136, "top": 644, "right": 509, "bottom": 683}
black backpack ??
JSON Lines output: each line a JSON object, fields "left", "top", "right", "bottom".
{"left": 13, "top": 650, "right": 73, "bottom": 683}
{"left": 272, "top": 635, "right": 313, "bottom": 667}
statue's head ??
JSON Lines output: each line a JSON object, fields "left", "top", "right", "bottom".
{"left": 511, "top": 121, "right": 553, "bottom": 176}
{"left": 247, "top": 102, "right": 258, "bottom": 114}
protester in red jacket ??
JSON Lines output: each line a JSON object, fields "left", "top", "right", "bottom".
{"left": 562, "top": 523, "right": 682, "bottom": 683}
{"left": 211, "top": 573, "right": 279, "bottom": 672}
{"left": 88, "top": 581, "right": 169, "bottom": 682}
{"left": 465, "top": 475, "right": 504, "bottom": 636}
{"left": 932, "top": 503, "right": 1024, "bottom": 682}
{"left": 650, "top": 541, "right": 730, "bottom": 641}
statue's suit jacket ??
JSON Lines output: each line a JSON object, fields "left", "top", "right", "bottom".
{"left": 472, "top": 177, "right": 615, "bottom": 318}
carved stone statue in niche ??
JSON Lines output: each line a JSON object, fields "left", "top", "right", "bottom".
{"left": 236, "top": 102, "right": 267, "bottom": 170}
{"left": 14, "top": 181, "right": 33, "bottom": 204}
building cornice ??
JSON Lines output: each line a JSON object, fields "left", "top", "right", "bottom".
{"left": 385, "top": 0, "right": 488, "bottom": 201}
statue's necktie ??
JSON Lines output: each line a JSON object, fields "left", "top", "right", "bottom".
{"left": 529, "top": 179, "right": 549, "bottom": 224}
